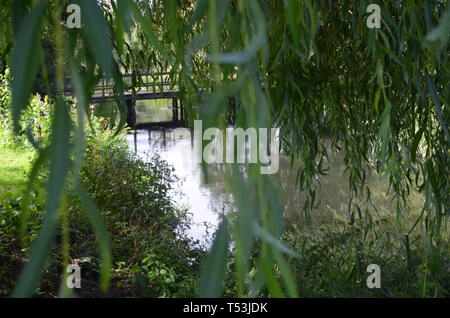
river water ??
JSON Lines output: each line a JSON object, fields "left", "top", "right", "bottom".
{"left": 125, "top": 100, "right": 420, "bottom": 245}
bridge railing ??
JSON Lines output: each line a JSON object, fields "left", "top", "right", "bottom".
{"left": 64, "top": 72, "right": 178, "bottom": 101}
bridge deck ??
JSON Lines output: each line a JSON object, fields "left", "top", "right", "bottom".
{"left": 90, "top": 89, "right": 180, "bottom": 103}
{"left": 64, "top": 72, "right": 179, "bottom": 103}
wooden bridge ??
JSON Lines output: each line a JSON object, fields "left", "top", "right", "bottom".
{"left": 64, "top": 72, "right": 185, "bottom": 128}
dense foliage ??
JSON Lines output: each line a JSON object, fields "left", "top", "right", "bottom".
{"left": 77, "top": 132, "right": 204, "bottom": 297}
{"left": 1, "top": 68, "right": 203, "bottom": 297}
{"left": 0, "top": 69, "right": 52, "bottom": 148}
{"left": 0, "top": 0, "right": 448, "bottom": 297}
{"left": 0, "top": 127, "right": 204, "bottom": 297}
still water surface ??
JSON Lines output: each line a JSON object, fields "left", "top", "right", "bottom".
{"left": 125, "top": 101, "right": 411, "bottom": 245}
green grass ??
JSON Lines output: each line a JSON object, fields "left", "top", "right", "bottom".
{"left": 0, "top": 132, "right": 204, "bottom": 297}
{"left": 0, "top": 147, "right": 35, "bottom": 198}
{"left": 0, "top": 146, "right": 37, "bottom": 296}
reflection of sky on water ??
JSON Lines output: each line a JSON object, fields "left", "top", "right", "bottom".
{"left": 126, "top": 104, "right": 424, "bottom": 245}
{"left": 126, "top": 129, "right": 227, "bottom": 246}
{"left": 126, "top": 127, "right": 394, "bottom": 245}
{"left": 127, "top": 129, "right": 392, "bottom": 241}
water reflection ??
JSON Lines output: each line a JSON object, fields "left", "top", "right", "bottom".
{"left": 136, "top": 99, "right": 173, "bottom": 124}
{"left": 126, "top": 129, "right": 229, "bottom": 245}
{"left": 126, "top": 123, "right": 423, "bottom": 245}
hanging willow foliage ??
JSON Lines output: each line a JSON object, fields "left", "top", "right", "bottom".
{"left": 0, "top": 0, "right": 448, "bottom": 297}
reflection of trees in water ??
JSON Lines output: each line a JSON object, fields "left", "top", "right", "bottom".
{"left": 276, "top": 149, "right": 423, "bottom": 226}
{"left": 145, "top": 127, "right": 233, "bottom": 217}
{"left": 133, "top": 128, "right": 423, "bottom": 229}
{"left": 144, "top": 127, "right": 187, "bottom": 149}
{"left": 198, "top": 163, "right": 234, "bottom": 216}
{"left": 136, "top": 99, "right": 173, "bottom": 124}
{"left": 274, "top": 155, "right": 351, "bottom": 221}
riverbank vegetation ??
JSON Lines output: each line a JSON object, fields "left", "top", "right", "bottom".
{"left": 0, "top": 70, "right": 204, "bottom": 297}
{"left": 0, "top": 126, "right": 205, "bottom": 297}
{"left": 0, "top": 0, "right": 448, "bottom": 297}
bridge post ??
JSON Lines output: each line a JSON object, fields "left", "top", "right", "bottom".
{"left": 172, "top": 98, "right": 179, "bottom": 122}
{"left": 126, "top": 98, "right": 137, "bottom": 129}
{"left": 180, "top": 102, "right": 185, "bottom": 122}
{"left": 228, "top": 96, "right": 237, "bottom": 124}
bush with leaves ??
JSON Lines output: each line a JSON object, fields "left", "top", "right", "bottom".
{"left": 68, "top": 130, "right": 204, "bottom": 297}
{"left": 284, "top": 217, "right": 450, "bottom": 297}
{"left": 0, "top": 69, "right": 52, "bottom": 149}
{"left": 0, "top": 126, "right": 204, "bottom": 297}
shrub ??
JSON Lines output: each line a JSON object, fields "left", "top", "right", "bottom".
{"left": 0, "top": 125, "right": 205, "bottom": 297}
{"left": 283, "top": 218, "right": 450, "bottom": 297}
{"left": 68, "top": 130, "right": 205, "bottom": 297}
{"left": 0, "top": 69, "right": 52, "bottom": 149}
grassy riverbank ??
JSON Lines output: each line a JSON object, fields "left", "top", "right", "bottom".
{"left": 0, "top": 147, "right": 34, "bottom": 197}
{"left": 0, "top": 130, "right": 205, "bottom": 297}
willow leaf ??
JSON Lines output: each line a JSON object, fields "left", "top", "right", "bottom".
{"left": 199, "top": 218, "right": 229, "bottom": 298}
{"left": 11, "top": 0, "right": 47, "bottom": 133}
{"left": 13, "top": 98, "right": 71, "bottom": 298}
